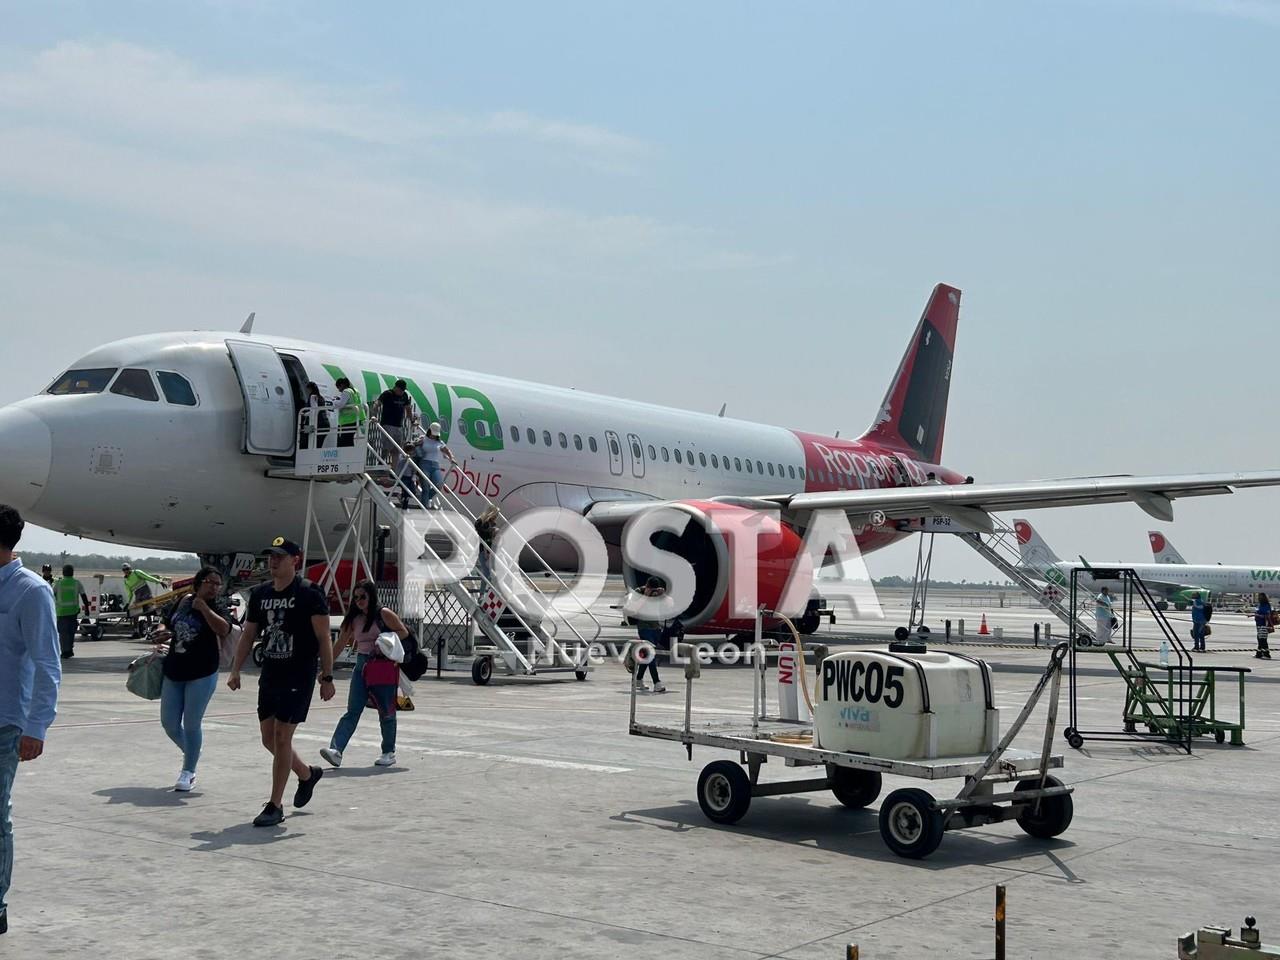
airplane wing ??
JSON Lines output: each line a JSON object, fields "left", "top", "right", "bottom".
{"left": 584, "top": 470, "right": 1280, "bottom": 533}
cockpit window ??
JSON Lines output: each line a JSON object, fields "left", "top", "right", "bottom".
{"left": 157, "top": 371, "right": 197, "bottom": 406}
{"left": 46, "top": 368, "right": 117, "bottom": 395}
{"left": 109, "top": 368, "right": 159, "bottom": 402}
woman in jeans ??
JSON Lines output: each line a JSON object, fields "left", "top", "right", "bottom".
{"left": 160, "top": 566, "right": 230, "bottom": 791}
{"left": 320, "top": 581, "right": 411, "bottom": 768}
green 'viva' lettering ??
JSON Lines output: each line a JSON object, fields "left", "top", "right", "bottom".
{"left": 318, "top": 363, "right": 502, "bottom": 450}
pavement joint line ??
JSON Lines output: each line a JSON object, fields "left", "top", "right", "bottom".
{"left": 290, "top": 730, "right": 633, "bottom": 773}
{"left": 24, "top": 815, "right": 777, "bottom": 959}
{"left": 763, "top": 835, "right": 1141, "bottom": 958}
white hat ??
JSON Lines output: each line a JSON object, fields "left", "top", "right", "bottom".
{"left": 428, "top": 421, "right": 441, "bottom": 436}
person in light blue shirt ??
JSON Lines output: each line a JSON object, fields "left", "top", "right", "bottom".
{"left": 0, "top": 504, "right": 62, "bottom": 937}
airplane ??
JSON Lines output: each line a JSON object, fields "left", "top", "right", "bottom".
{"left": 1014, "top": 518, "right": 1280, "bottom": 610}
{"left": 2, "top": 282, "right": 1279, "bottom": 637}
{"left": 1148, "top": 531, "right": 1186, "bottom": 564}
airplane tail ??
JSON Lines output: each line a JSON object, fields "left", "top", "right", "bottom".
{"left": 1148, "top": 531, "right": 1187, "bottom": 564}
{"left": 1013, "top": 518, "right": 1062, "bottom": 572}
{"left": 861, "top": 283, "right": 959, "bottom": 465}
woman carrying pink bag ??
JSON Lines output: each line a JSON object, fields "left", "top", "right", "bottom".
{"left": 319, "top": 580, "right": 411, "bottom": 769}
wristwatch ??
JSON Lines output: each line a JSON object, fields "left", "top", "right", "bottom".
{"left": 319, "top": 674, "right": 334, "bottom": 683}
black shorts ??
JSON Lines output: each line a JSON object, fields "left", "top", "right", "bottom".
{"left": 257, "top": 674, "right": 317, "bottom": 725}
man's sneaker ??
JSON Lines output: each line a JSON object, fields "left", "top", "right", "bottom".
{"left": 374, "top": 752, "right": 397, "bottom": 767}
{"left": 293, "top": 765, "right": 323, "bottom": 808}
{"left": 319, "top": 747, "right": 343, "bottom": 768}
{"left": 174, "top": 770, "right": 196, "bottom": 792}
{"left": 252, "top": 802, "right": 284, "bottom": 827}
{"left": 652, "top": 683, "right": 667, "bottom": 694}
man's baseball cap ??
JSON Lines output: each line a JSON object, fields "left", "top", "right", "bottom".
{"left": 264, "top": 536, "right": 302, "bottom": 558}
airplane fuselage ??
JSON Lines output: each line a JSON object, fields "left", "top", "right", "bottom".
{"left": 1, "top": 331, "right": 962, "bottom": 559}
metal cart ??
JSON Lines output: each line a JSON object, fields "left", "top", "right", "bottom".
{"left": 629, "top": 641, "right": 1075, "bottom": 859}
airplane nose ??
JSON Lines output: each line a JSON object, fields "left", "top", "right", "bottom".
{"left": 0, "top": 406, "right": 52, "bottom": 512}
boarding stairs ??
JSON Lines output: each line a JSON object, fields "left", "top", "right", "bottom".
{"left": 959, "top": 522, "right": 1096, "bottom": 643}
{"left": 1061, "top": 567, "right": 1250, "bottom": 752}
{"left": 289, "top": 409, "right": 598, "bottom": 683}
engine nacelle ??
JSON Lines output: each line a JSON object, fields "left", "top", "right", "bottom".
{"left": 621, "top": 500, "right": 810, "bottom": 634}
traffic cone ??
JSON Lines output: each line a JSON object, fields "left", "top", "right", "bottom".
{"left": 978, "top": 614, "right": 990, "bottom": 636}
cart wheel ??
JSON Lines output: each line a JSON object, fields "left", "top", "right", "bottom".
{"left": 251, "top": 643, "right": 265, "bottom": 667}
{"left": 1014, "top": 775, "right": 1074, "bottom": 839}
{"left": 1067, "top": 730, "right": 1084, "bottom": 750}
{"left": 827, "top": 765, "right": 882, "bottom": 809}
{"left": 878, "top": 788, "right": 944, "bottom": 859}
{"left": 471, "top": 657, "right": 493, "bottom": 686}
{"left": 893, "top": 626, "right": 910, "bottom": 642}
{"left": 574, "top": 669, "right": 588, "bottom": 681}
{"left": 696, "top": 760, "right": 752, "bottom": 825}
{"left": 1214, "top": 729, "right": 1226, "bottom": 744}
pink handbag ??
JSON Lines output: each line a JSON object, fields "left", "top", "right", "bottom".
{"left": 363, "top": 656, "right": 400, "bottom": 688}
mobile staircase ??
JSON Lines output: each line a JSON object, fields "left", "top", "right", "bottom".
{"left": 290, "top": 409, "right": 600, "bottom": 684}
{"left": 1061, "top": 567, "right": 1249, "bottom": 752}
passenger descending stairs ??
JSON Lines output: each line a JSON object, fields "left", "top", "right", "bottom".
{"left": 959, "top": 522, "right": 1096, "bottom": 643}
{"left": 358, "top": 426, "right": 598, "bottom": 680}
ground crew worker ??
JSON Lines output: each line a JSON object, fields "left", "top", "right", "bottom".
{"left": 1190, "top": 593, "right": 1209, "bottom": 652}
{"left": 121, "top": 563, "right": 167, "bottom": 623}
{"left": 332, "top": 377, "right": 363, "bottom": 448}
{"left": 53, "top": 565, "right": 90, "bottom": 660}
{"left": 1093, "top": 585, "right": 1115, "bottom": 646}
{"left": 39, "top": 564, "right": 53, "bottom": 585}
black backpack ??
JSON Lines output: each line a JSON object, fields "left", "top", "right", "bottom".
{"left": 374, "top": 614, "right": 430, "bottom": 681}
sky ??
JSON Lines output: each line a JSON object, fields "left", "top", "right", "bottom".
{"left": 0, "top": 0, "right": 1277, "bottom": 579}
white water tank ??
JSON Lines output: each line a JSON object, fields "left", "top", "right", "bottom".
{"left": 814, "top": 647, "right": 998, "bottom": 760}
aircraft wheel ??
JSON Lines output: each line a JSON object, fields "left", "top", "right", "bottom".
{"left": 697, "top": 760, "right": 751, "bottom": 825}
{"left": 1014, "top": 776, "right": 1073, "bottom": 839}
{"left": 796, "top": 612, "right": 820, "bottom": 635}
{"left": 827, "top": 765, "right": 882, "bottom": 809}
{"left": 878, "top": 788, "right": 944, "bottom": 859}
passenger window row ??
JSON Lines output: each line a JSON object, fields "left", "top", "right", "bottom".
{"left": 46, "top": 367, "right": 197, "bottom": 406}
{"left": 494, "top": 419, "right": 836, "bottom": 486}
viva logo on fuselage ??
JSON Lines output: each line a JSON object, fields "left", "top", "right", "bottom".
{"left": 1251, "top": 569, "right": 1280, "bottom": 582}
{"left": 321, "top": 364, "right": 503, "bottom": 452}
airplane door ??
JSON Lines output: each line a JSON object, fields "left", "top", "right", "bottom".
{"left": 627, "top": 433, "right": 646, "bottom": 479}
{"left": 226, "top": 339, "right": 297, "bottom": 456}
{"left": 604, "top": 430, "right": 625, "bottom": 477}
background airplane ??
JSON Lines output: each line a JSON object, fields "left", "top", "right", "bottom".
{"left": 1148, "top": 531, "right": 1187, "bottom": 564}
{"left": 2, "top": 284, "right": 1278, "bottom": 636}
{"left": 1016, "top": 518, "right": 1280, "bottom": 609}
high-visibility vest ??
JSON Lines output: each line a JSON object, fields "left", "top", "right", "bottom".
{"left": 337, "top": 388, "right": 365, "bottom": 427}
{"left": 55, "top": 576, "right": 82, "bottom": 617}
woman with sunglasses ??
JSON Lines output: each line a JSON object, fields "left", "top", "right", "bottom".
{"left": 319, "top": 581, "right": 410, "bottom": 768}
{"left": 159, "top": 566, "right": 231, "bottom": 791}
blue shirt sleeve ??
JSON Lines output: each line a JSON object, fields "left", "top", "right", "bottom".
{"left": 20, "top": 580, "right": 61, "bottom": 740}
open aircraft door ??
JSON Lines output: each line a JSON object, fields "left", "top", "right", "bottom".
{"left": 226, "top": 339, "right": 297, "bottom": 456}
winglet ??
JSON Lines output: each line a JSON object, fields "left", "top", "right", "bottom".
{"left": 239, "top": 311, "right": 256, "bottom": 335}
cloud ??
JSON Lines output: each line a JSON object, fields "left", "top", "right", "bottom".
{"left": 0, "top": 41, "right": 758, "bottom": 275}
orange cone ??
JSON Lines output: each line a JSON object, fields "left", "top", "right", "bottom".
{"left": 978, "top": 614, "right": 990, "bottom": 636}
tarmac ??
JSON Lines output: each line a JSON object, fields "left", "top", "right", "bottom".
{"left": 8, "top": 589, "right": 1280, "bottom": 959}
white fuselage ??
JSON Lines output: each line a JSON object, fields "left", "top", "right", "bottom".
{"left": 1044, "top": 561, "right": 1280, "bottom": 598}
{"left": 0, "top": 331, "right": 936, "bottom": 558}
